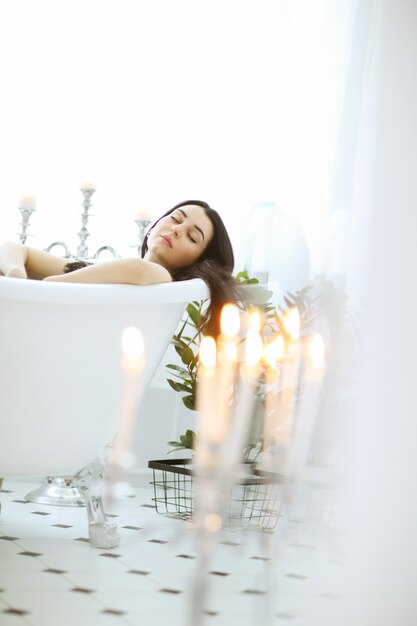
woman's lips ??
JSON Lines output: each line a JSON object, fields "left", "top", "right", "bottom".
{"left": 161, "top": 235, "right": 172, "bottom": 247}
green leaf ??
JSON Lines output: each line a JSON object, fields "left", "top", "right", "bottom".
{"left": 168, "top": 372, "right": 193, "bottom": 384}
{"left": 180, "top": 433, "right": 194, "bottom": 448}
{"left": 175, "top": 316, "right": 189, "bottom": 340}
{"left": 182, "top": 394, "right": 196, "bottom": 411}
{"left": 165, "top": 364, "right": 189, "bottom": 376}
{"left": 189, "top": 353, "right": 199, "bottom": 369}
{"left": 186, "top": 302, "right": 202, "bottom": 327}
{"left": 167, "top": 429, "right": 197, "bottom": 452}
{"left": 167, "top": 380, "right": 193, "bottom": 393}
{"left": 173, "top": 338, "right": 188, "bottom": 352}
{"left": 181, "top": 346, "right": 195, "bottom": 365}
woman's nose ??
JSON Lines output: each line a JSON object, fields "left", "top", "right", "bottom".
{"left": 170, "top": 224, "right": 180, "bottom": 237}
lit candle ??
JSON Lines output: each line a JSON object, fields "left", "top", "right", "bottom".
{"left": 19, "top": 195, "right": 36, "bottom": 210}
{"left": 284, "top": 306, "right": 300, "bottom": 342}
{"left": 110, "top": 326, "right": 145, "bottom": 490}
{"left": 80, "top": 181, "right": 96, "bottom": 191}
{"left": 290, "top": 332, "right": 325, "bottom": 479}
{"left": 227, "top": 325, "right": 263, "bottom": 466}
{"left": 196, "top": 335, "right": 217, "bottom": 464}
{"left": 276, "top": 306, "right": 302, "bottom": 441}
{"left": 215, "top": 304, "right": 240, "bottom": 441}
{"left": 263, "top": 334, "right": 285, "bottom": 450}
{"left": 248, "top": 307, "right": 262, "bottom": 333}
{"left": 135, "top": 210, "right": 152, "bottom": 222}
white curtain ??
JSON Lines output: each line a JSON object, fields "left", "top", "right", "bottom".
{"left": 344, "top": 1, "right": 417, "bottom": 624}
{"left": 242, "top": 0, "right": 368, "bottom": 300}
{"left": 262, "top": 1, "right": 417, "bottom": 624}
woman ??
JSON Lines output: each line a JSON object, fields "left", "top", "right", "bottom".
{"left": 0, "top": 200, "right": 239, "bottom": 335}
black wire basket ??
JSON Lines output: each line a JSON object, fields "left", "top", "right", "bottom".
{"left": 148, "top": 458, "right": 283, "bottom": 531}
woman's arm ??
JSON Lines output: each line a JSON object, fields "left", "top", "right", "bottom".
{"left": 43, "top": 258, "right": 172, "bottom": 285}
{"left": 0, "top": 242, "right": 69, "bottom": 279}
{"left": 0, "top": 242, "right": 172, "bottom": 285}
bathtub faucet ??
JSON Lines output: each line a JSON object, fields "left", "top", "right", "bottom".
{"left": 44, "top": 241, "right": 72, "bottom": 257}
{"left": 94, "top": 245, "right": 120, "bottom": 260}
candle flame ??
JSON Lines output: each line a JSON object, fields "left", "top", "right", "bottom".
{"left": 264, "top": 334, "right": 285, "bottom": 369}
{"left": 220, "top": 304, "right": 240, "bottom": 338}
{"left": 248, "top": 307, "right": 262, "bottom": 332}
{"left": 121, "top": 326, "right": 144, "bottom": 362}
{"left": 245, "top": 329, "right": 263, "bottom": 367}
{"left": 199, "top": 336, "right": 217, "bottom": 368}
{"left": 283, "top": 307, "right": 300, "bottom": 341}
{"left": 308, "top": 333, "right": 325, "bottom": 369}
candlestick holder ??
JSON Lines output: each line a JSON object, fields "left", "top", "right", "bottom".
{"left": 77, "top": 187, "right": 96, "bottom": 259}
{"left": 43, "top": 188, "right": 120, "bottom": 262}
{"left": 131, "top": 218, "right": 152, "bottom": 254}
{"left": 18, "top": 206, "right": 36, "bottom": 245}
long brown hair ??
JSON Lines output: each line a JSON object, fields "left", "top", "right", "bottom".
{"left": 141, "top": 200, "right": 241, "bottom": 336}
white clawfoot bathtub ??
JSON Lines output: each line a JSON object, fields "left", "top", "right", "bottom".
{"left": 0, "top": 276, "right": 208, "bottom": 547}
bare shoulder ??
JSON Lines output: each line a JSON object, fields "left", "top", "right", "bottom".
{"left": 134, "top": 259, "right": 172, "bottom": 285}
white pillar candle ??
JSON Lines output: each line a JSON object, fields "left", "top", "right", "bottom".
{"left": 135, "top": 210, "right": 152, "bottom": 221}
{"left": 290, "top": 332, "right": 325, "bottom": 479}
{"left": 275, "top": 306, "right": 302, "bottom": 441}
{"left": 196, "top": 335, "right": 217, "bottom": 464}
{"left": 215, "top": 304, "right": 240, "bottom": 442}
{"left": 263, "top": 334, "right": 285, "bottom": 449}
{"left": 80, "top": 181, "right": 96, "bottom": 191}
{"left": 110, "top": 326, "right": 145, "bottom": 486}
{"left": 226, "top": 327, "right": 263, "bottom": 466}
{"left": 19, "top": 195, "right": 36, "bottom": 210}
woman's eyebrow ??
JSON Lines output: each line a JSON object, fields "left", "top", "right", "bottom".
{"left": 178, "top": 209, "right": 205, "bottom": 240}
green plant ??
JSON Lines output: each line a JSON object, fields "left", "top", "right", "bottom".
{"left": 165, "top": 271, "right": 272, "bottom": 412}
{"left": 165, "top": 298, "right": 208, "bottom": 410}
{"left": 165, "top": 270, "right": 317, "bottom": 455}
{"left": 167, "top": 429, "right": 196, "bottom": 454}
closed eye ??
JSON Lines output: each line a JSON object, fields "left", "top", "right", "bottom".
{"left": 171, "top": 215, "right": 197, "bottom": 243}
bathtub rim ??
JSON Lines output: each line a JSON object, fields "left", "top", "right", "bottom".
{"left": 0, "top": 276, "right": 209, "bottom": 305}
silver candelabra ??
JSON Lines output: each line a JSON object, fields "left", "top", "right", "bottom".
{"left": 17, "top": 188, "right": 153, "bottom": 262}
{"left": 18, "top": 205, "right": 36, "bottom": 245}
{"left": 44, "top": 186, "right": 119, "bottom": 261}
{"left": 132, "top": 218, "right": 152, "bottom": 254}
{"left": 77, "top": 187, "right": 95, "bottom": 259}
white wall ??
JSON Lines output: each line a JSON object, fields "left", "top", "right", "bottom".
{"left": 0, "top": 0, "right": 274, "bottom": 263}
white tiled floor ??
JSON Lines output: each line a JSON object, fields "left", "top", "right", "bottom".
{"left": 0, "top": 478, "right": 346, "bottom": 626}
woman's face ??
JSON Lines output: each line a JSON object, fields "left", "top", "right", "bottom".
{"left": 145, "top": 204, "right": 214, "bottom": 273}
